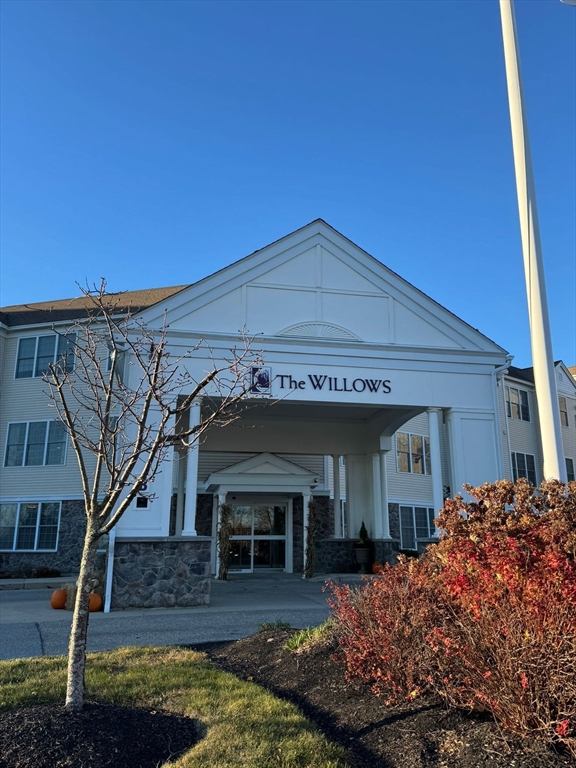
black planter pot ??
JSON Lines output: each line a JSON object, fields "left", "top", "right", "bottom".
{"left": 353, "top": 544, "right": 371, "bottom": 574}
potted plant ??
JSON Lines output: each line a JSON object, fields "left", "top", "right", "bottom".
{"left": 354, "top": 521, "right": 371, "bottom": 574}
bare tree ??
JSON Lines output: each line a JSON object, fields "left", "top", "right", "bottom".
{"left": 44, "top": 280, "right": 262, "bottom": 712}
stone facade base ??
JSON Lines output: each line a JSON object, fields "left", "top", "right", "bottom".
{"left": 111, "top": 537, "right": 212, "bottom": 609}
{"left": 314, "top": 538, "right": 401, "bottom": 574}
{"left": 373, "top": 539, "right": 401, "bottom": 565}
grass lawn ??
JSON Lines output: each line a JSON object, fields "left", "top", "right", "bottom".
{"left": 0, "top": 646, "right": 349, "bottom": 768}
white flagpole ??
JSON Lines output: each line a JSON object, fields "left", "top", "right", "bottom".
{"left": 499, "top": 0, "right": 567, "bottom": 482}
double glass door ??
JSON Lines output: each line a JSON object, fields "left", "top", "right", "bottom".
{"left": 228, "top": 503, "right": 287, "bottom": 571}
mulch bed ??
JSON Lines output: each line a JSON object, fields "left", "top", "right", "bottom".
{"left": 197, "top": 628, "right": 576, "bottom": 768}
{"left": 1, "top": 631, "right": 574, "bottom": 767}
{"left": 0, "top": 701, "right": 199, "bottom": 768}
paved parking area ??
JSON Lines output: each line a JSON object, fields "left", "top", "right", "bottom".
{"left": 0, "top": 574, "right": 359, "bottom": 660}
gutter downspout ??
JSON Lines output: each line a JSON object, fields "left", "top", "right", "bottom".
{"left": 103, "top": 527, "right": 116, "bottom": 613}
{"left": 492, "top": 355, "right": 514, "bottom": 480}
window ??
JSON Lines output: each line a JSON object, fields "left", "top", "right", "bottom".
{"left": 511, "top": 452, "right": 537, "bottom": 485}
{"left": 559, "top": 397, "right": 569, "bottom": 428}
{"left": 0, "top": 501, "right": 60, "bottom": 551}
{"left": 567, "top": 458, "right": 575, "bottom": 483}
{"left": 399, "top": 506, "right": 436, "bottom": 550}
{"left": 505, "top": 386, "right": 530, "bottom": 421}
{"left": 15, "top": 333, "right": 76, "bottom": 379}
{"left": 4, "top": 421, "right": 67, "bottom": 467}
{"left": 397, "top": 433, "right": 431, "bottom": 475}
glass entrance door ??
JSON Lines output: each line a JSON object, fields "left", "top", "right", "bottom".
{"left": 228, "top": 503, "right": 287, "bottom": 572}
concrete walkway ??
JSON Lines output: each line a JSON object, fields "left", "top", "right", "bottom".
{"left": 0, "top": 574, "right": 361, "bottom": 661}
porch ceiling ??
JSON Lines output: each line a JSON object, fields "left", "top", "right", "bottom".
{"left": 200, "top": 398, "right": 425, "bottom": 455}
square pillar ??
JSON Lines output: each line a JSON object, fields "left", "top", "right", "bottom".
{"left": 427, "top": 408, "right": 445, "bottom": 521}
{"left": 332, "top": 455, "right": 342, "bottom": 537}
{"left": 182, "top": 400, "right": 201, "bottom": 536}
{"left": 379, "top": 450, "right": 391, "bottom": 539}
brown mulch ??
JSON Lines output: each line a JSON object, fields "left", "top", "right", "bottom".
{"left": 196, "top": 629, "right": 576, "bottom": 768}
{"left": 0, "top": 701, "right": 200, "bottom": 768}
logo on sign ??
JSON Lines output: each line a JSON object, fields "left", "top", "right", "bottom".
{"left": 250, "top": 366, "right": 272, "bottom": 395}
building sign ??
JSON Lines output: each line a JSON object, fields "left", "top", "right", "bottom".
{"left": 250, "top": 367, "right": 391, "bottom": 396}
{"left": 278, "top": 374, "right": 391, "bottom": 394}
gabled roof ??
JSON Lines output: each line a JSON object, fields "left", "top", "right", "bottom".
{"left": 507, "top": 365, "right": 535, "bottom": 384}
{"left": 139, "top": 219, "right": 508, "bottom": 355}
{"left": 0, "top": 285, "right": 189, "bottom": 327}
{"left": 506, "top": 361, "right": 576, "bottom": 393}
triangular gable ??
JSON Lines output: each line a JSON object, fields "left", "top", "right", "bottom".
{"left": 139, "top": 220, "right": 506, "bottom": 354}
{"left": 556, "top": 361, "right": 576, "bottom": 395}
{"left": 205, "top": 452, "right": 318, "bottom": 492}
{"left": 214, "top": 452, "right": 316, "bottom": 477}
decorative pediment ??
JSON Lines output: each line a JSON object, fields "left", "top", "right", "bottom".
{"left": 277, "top": 321, "right": 360, "bottom": 341}
{"left": 205, "top": 452, "right": 319, "bottom": 492}
{"left": 139, "top": 220, "right": 507, "bottom": 355}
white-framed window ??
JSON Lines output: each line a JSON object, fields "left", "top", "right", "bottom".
{"left": 4, "top": 421, "right": 67, "bottom": 467}
{"left": 566, "top": 458, "right": 575, "bottom": 483}
{"left": 505, "top": 386, "right": 530, "bottom": 421}
{"left": 0, "top": 501, "right": 61, "bottom": 551}
{"left": 559, "top": 397, "right": 569, "bottom": 428}
{"left": 396, "top": 433, "right": 431, "bottom": 475}
{"left": 15, "top": 333, "right": 76, "bottom": 379}
{"left": 399, "top": 505, "right": 436, "bottom": 550}
{"left": 511, "top": 452, "right": 537, "bottom": 486}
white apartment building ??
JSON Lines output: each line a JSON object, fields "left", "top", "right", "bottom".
{"left": 1, "top": 221, "right": 574, "bottom": 606}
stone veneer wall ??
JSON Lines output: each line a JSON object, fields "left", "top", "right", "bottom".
{"left": 0, "top": 500, "right": 85, "bottom": 576}
{"left": 292, "top": 496, "right": 304, "bottom": 573}
{"left": 111, "top": 538, "right": 211, "bottom": 609}
{"left": 388, "top": 503, "right": 401, "bottom": 541}
{"left": 195, "top": 494, "right": 214, "bottom": 536}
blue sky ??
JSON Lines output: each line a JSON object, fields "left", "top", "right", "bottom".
{"left": 1, "top": 0, "right": 574, "bottom": 368}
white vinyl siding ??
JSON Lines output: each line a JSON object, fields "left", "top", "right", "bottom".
{"left": 0, "top": 501, "right": 61, "bottom": 551}
{"left": 0, "top": 333, "right": 98, "bottom": 498}
{"left": 387, "top": 413, "right": 434, "bottom": 502}
{"left": 505, "top": 380, "right": 543, "bottom": 485}
{"left": 497, "top": 378, "right": 513, "bottom": 482}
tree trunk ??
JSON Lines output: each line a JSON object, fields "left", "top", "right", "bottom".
{"left": 65, "top": 527, "right": 99, "bottom": 712}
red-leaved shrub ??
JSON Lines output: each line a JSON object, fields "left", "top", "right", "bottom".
{"left": 328, "top": 479, "right": 576, "bottom": 755}
{"left": 327, "top": 558, "right": 436, "bottom": 705}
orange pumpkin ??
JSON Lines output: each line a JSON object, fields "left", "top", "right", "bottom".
{"left": 50, "top": 589, "right": 67, "bottom": 609}
{"left": 371, "top": 561, "right": 384, "bottom": 575}
{"left": 89, "top": 593, "right": 103, "bottom": 612}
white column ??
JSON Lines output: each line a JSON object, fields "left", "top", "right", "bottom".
{"left": 182, "top": 400, "right": 201, "bottom": 536}
{"left": 379, "top": 450, "right": 391, "bottom": 539}
{"left": 499, "top": 0, "right": 566, "bottom": 482}
{"left": 174, "top": 450, "right": 185, "bottom": 536}
{"left": 302, "top": 492, "right": 311, "bottom": 576}
{"left": 332, "top": 455, "right": 342, "bottom": 537}
{"left": 428, "top": 408, "right": 444, "bottom": 518}
{"left": 372, "top": 453, "right": 382, "bottom": 539}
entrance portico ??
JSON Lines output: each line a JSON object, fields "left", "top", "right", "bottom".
{"left": 114, "top": 220, "right": 509, "bottom": 582}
